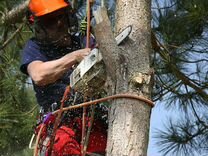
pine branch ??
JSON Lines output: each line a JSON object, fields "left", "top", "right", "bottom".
{"left": 153, "top": 73, "right": 182, "bottom": 101}
{"left": 1, "top": 0, "right": 29, "bottom": 25}
{"left": 152, "top": 1, "right": 177, "bottom": 10}
{"left": 155, "top": 119, "right": 208, "bottom": 156}
{"left": 0, "top": 105, "right": 37, "bottom": 117}
{"left": 185, "top": 85, "right": 208, "bottom": 129}
{"left": 0, "top": 23, "right": 24, "bottom": 52}
{"left": 153, "top": 32, "right": 208, "bottom": 102}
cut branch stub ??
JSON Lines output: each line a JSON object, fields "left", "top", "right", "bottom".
{"left": 93, "top": 7, "right": 121, "bottom": 82}
{"left": 130, "top": 72, "right": 153, "bottom": 97}
{"left": 131, "top": 73, "right": 152, "bottom": 85}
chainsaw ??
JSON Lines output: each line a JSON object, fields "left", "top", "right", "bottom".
{"left": 70, "top": 25, "right": 132, "bottom": 95}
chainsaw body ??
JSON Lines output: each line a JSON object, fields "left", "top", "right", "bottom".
{"left": 70, "top": 26, "right": 132, "bottom": 95}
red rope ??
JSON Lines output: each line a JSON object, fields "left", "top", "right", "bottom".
{"left": 47, "top": 86, "right": 71, "bottom": 155}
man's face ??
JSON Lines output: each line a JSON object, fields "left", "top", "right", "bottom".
{"left": 36, "top": 7, "right": 72, "bottom": 47}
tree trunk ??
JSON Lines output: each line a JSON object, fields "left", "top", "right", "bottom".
{"left": 106, "top": 0, "right": 152, "bottom": 155}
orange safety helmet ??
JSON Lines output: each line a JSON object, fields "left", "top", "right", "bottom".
{"left": 29, "top": 0, "right": 69, "bottom": 17}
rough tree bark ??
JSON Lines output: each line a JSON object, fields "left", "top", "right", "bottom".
{"left": 94, "top": 0, "right": 152, "bottom": 155}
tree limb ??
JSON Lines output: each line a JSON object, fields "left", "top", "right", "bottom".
{"left": 153, "top": 32, "right": 208, "bottom": 101}
{"left": 1, "top": 0, "right": 29, "bottom": 25}
{"left": 93, "top": 7, "right": 120, "bottom": 81}
{"left": 0, "top": 23, "right": 24, "bottom": 52}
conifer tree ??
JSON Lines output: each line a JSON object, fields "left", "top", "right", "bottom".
{"left": 0, "top": 0, "right": 36, "bottom": 154}
{"left": 152, "top": 0, "right": 208, "bottom": 155}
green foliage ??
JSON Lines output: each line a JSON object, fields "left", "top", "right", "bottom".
{"left": 155, "top": 118, "right": 207, "bottom": 156}
{"left": 155, "top": 0, "right": 208, "bottom": 46}
{"left": 0, "top": 39, "right": 37, "bottom": 154}
{"left": 12, "top": 148, "right": 33, "bottom": 156}
{"left": 152, "top": 0, "right": 208, "bottom": 106}
{"left": 152, "top": 0, "right": 208, "bottom": 155}
{"left": 0, "top": 0, "right": 37, "bottom": 155}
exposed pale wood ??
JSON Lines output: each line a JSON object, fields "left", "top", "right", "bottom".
{"left": 106, "top": 0, "right": 152, "bottom": 155}
{"left": 70, "top": 24, "right": 131, "bottom": 95}
{"left": 93, "top": 7, "right": 121, "bottom": 82}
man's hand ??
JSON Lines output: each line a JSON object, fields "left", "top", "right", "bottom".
{"left": 71, "top": 48, "right": 91, "bottom": 63}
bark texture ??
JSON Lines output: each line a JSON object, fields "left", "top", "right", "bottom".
{"left": 106, "top": 0, "right": 152, "bottom": 155}
{"left": 93, "top": 7, "right": 120, "bottom": 82}
{"left": 94, "top": 0, "right": 152, "bottom": 155}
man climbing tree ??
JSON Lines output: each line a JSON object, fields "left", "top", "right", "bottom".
{"left": 18, "top": 0, "right": 153, "bottom": 155}
{"left": 20, "top": 0, "right": 107, "bottom": 155}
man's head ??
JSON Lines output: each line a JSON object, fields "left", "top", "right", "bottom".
{"left": 29, "top": 0, "right": 78, "bottom": 47}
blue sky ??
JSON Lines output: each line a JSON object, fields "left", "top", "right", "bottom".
{"left": 148, "top": 104, "right": 168, "bottom": 156}
{"left": 148, "top": 103, "right": 172, "bottom": 156}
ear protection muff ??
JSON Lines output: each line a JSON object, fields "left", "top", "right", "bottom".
{"left": 66, "top": 8, "right": 78, "bottom": 35}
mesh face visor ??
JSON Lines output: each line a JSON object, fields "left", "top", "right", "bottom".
{"left": 34, "top": 7, "right": 78, "bottom": 47}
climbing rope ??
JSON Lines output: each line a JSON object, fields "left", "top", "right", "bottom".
{"left": 86, "top": 0, "right": 91, "bottom": 48}
{"left": 47, "top": 86, "right": 71, "bottom": 156}
{"left": 33, "top": 123, "right": 45, "bottom": 156}
{"left": 53, "top": 93, "right": 154, "bottom": 115}
{"left": 33, "top": 86, "right": 71, "bottom": 156}
{"left": 81, "top": 1, "right": 92, "bottom": 155}
{"left": 33, "top": 93, "right": 153, "bottom": 156}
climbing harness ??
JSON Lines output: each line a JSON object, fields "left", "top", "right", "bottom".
{"left": 32, "top": 92, "right": 154, "bottom": 155}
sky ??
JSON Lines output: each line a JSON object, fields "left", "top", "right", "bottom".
{"left": 147, "top": 102, "right": 172, "bottom": 156}
{"left": 148, "top": 0, "right": 208, "bottom": 153}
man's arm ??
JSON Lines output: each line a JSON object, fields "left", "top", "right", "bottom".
{"left": 28, "top": 48, "right": 91, "bottom": 86}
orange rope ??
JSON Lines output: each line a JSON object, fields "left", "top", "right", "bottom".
{"left": 33, "top": 123, "right": 45, "bottom": 156}
{"left": 86, "top": 0, "right": 91, "bottom": 48}
{"left": 33, "top": 1, "right": 154, "bottom": 153}
{"left": 83, "top": 105, "right": 95, "bottom": 156}
{"left": 52, "top": 93, "right": 154, "bottom": 115}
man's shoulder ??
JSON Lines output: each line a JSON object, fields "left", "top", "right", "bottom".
{"left": 23, "top": 37, "right": 41, "bottom": 53}
{"left": 25, "top": 37, "right": 39, "bottom": 47}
